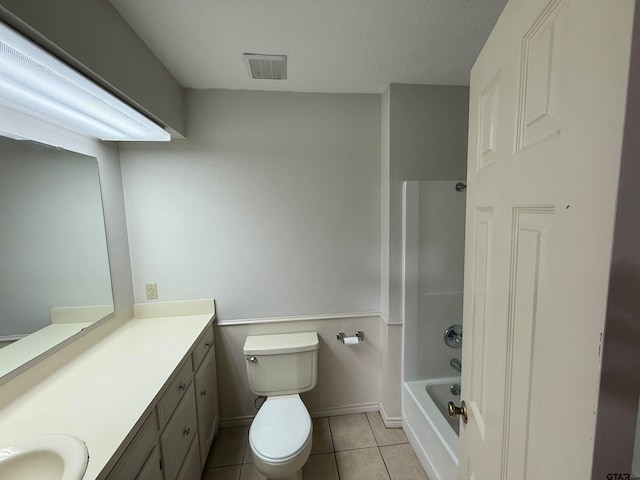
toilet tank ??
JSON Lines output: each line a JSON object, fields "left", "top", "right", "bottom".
{"left": 243, "top": 332, "right": 319, "bottom": 396}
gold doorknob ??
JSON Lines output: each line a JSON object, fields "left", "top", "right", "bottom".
{"left": 447, "top": 400, "right": 468, "bottom": 424}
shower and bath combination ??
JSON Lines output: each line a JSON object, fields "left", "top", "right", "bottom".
{"left": 402, "top": 180, "right": 467, "bottom": 480}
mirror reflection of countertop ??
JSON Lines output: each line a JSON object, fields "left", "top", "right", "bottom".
{"left": 0, "top": 322, "right": 94, "bottom": 379}
{"left": 0, "top": 299, "right": 216, "bottom": 479}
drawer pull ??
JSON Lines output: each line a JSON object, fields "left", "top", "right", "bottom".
{"left": 183, "top": 427, "right": 191, "bottom": 436}
{"left": 179, "top": 383, "right": 187, "bottom": 391}
{"left": 201, "top": 389, "right": 207, "bottom": 397}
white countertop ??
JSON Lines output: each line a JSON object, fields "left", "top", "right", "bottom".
{"left": 0, "top": 300, "right": 215, "bottom": 479}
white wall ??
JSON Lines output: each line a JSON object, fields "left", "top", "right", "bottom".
{"left": 120, "top": 89, "right": 381, "bottom": 321}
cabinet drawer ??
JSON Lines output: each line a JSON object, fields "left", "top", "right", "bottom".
{"left": 160, "top": 385, "right": 198, "bottom": 480}
{"left": 107, "top": 412, "right": 157, "bottom": 479}
{"left": 157, "top": 360, "right": 193, "bottom": 427}
{"left": 192, "top": 326, "right": 214, "bottom": 370}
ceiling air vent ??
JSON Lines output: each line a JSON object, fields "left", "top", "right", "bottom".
{"left": 244, "top": 54, "right": 287, "bottom": 80}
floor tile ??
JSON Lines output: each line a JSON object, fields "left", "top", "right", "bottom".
{"left": 205, "top": 426, "right": 248, "bottom": 467}
{"left": 302, "top": 453, "right": 339, "bottom": 480}
{"left": 239, "top": 463, "right": 267, "bottom": 480}
{"left": 201, "top": 465, "right": 241, "bottom": 480}
{"left": 311, "top": 417, "right": 334, "bottom": 454}
{"left": 335, "top": 447, "right": 390, "bottom": 480}
{"left": 243, "top": 433, "right": 252, "bottom": 463}
{"left": 329, "top": 414, "right": 376, "bottom": 451}
{"left": 366, "top": 412, "right": 408, "bottom": 446}
{"left": 380, "top": 444, "right": 429, "bottom": 480}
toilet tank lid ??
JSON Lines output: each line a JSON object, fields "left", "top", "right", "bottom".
{"left": 243, "top": 332, "right": 319, "bottom": 355}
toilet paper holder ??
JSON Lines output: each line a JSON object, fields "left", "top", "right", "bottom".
{"left": 337, "top": 331, "right": 364, "bottom": 344}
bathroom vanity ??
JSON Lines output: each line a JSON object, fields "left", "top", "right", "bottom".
{"left": 0, "top": 300, "right": 219, "bottom": 480}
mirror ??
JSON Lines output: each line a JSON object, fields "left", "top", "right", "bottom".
{"left": 0, "top": 135, "right": 114, "bottom": 378}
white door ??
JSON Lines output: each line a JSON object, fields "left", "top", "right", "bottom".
{"left": 458, "top": 0, "right": 635, "bottom": 479}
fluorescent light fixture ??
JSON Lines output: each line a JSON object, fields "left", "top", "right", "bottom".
{"left": 0, "top": 22, "right": 170, "bottom": 141}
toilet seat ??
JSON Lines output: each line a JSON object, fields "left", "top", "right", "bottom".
{"left": 249, "top": 394, "right": 312, "bottom": 464}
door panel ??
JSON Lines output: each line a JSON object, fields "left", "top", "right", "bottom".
{"left": 516, "top": 0, "right": 565, "bottom": 150}
{"left": 503, "top": 208, "right": 554, "bottom": 480}
{"left": 468, "top": 207, "right": 493, "bottom": 438}
{"left": 460, "top": 0, "right": 635, "bottom": 478}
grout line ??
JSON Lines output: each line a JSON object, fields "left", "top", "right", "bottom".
{"left": 325, "top": 416, "right": 336, "bottom": 454}
{"left": 327, "top": 416, "right": 342, "bottom": 479}
{"left": 365, "top": 410, "right": 380, "bottom": 446}
{"left": 378, "top": 446, "right": 393, "bottom": 480}
{"left": 333, "top": 445, "right": 379, "bottom": 453}
{"left": 367, "top": 413, "right": 393, "bottom": 480}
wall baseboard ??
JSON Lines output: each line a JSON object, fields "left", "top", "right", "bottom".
{"left": 219, "top": 402, "right": 384, "bottom": 428}
{"left": 379, "top": 402, "right": 403, "bottom": 428}
{"left": 219, "top": 415, "right": 254, "bottom": 428}
{"left": 309, "top": 402, "right": 380, "bottom": 419}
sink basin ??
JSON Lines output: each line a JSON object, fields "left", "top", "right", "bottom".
{"left": 0, "top": 434, "right": 88, "bottom": 480}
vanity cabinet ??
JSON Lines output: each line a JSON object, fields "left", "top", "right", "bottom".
{"left": 104, "top": 323, "right": 218, "bottom": 480}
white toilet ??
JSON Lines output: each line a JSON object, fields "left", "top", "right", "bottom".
{"left": 243, "top": 332, "right": 319, "bottom": 480}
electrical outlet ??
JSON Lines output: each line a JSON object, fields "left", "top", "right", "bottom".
{"left": 145, "top": 283, "right": 157, "bottom": 300}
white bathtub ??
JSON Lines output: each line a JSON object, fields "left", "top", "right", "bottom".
{"left": 402, "top": 377, "right": 460, "bottom": 480}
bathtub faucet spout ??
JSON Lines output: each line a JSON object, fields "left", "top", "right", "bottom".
{"left": 450, "top": 358, "right": 462, "bottom": 373}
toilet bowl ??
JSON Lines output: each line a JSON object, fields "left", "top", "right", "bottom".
{"left": 243, "top": 332, "right": 319, "bottom": 480}
{"left": 249, "top": 395, "right": 312, "bottom": 480}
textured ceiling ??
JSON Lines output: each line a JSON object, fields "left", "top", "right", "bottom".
{"left": 109, "top": 0, "right": 507, "bottom": 94}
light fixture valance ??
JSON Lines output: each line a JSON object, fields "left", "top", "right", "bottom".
{"left": 0, "top": 22, "right": 170, "bottom": 142}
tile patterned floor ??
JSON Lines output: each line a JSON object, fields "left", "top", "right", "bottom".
{"left": 201, "top": 412, "right": 429, "bottom": 480}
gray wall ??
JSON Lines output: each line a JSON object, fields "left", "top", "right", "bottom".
{"left": 382, "top": 84, "right": 469, "bottom": 323}
{"left": 119, "top": 89, "right": 381, "bottom": 321}
{"left": 0, "top": 0, "right": 185, "bottom": 136}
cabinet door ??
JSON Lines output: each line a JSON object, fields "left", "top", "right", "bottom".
{"left": 194, "top": 344, "right": 219, "bottom": 467}
{"left": 107, "top": 412, "right": 158, "bottom": 480}
{"left": 176, "top": 437, "right": 201, "bottom": 480}
{"left": 136, "top": 446, "right": 162, "bottom": 480}
{"left": 160, "top": 385, "right": 198, "bottom": 480}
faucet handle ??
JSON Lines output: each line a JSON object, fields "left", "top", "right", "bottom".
{"left": 444, "top": 324, "right": 463, "bottom": 348}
